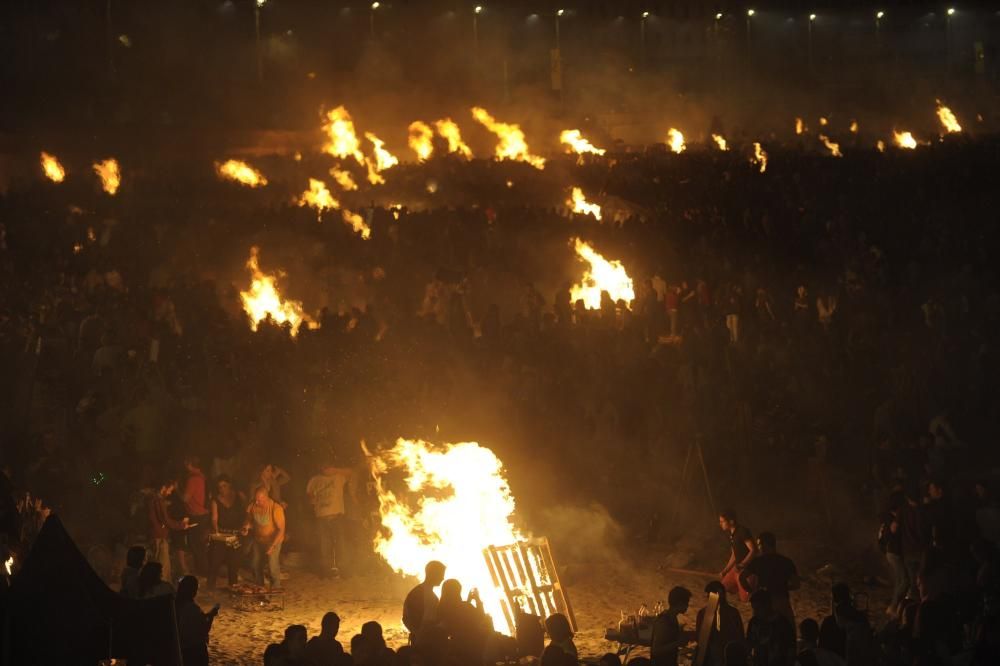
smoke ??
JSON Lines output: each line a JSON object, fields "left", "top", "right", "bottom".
{"left": 534, "top": 502, "right": 625, "bottom": 565}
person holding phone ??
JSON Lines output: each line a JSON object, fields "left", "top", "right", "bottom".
{"left": 175, "top": 575, "right": 219, "bottom": 666}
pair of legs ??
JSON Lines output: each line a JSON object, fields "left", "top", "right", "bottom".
{"left": 250, "top": 540, "right": 282, "bottom": 588}
{"left": 207, "top": 540, "right": 242, "bottom": 589}
{"left": 153, "top": 537, "right": 171, "bottom": 583}
{"left": 725, "top": 314, "right": 740, "bottom": 344}
{"left": 317, "top": 514, "right": 347, "bottom": 575}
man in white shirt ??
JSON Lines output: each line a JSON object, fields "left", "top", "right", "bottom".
{"left": 307, "top": 463, "right": 353, "bottom": 577}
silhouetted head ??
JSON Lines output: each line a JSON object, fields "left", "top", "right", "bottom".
{"left": 424, "top": 560, "right": 446, "bottom": 586}
{"left": 668, "top": 586, "right": 692, "bottom": 613}
{"left": 320, "top": 612, "right": 340, "bottom": 638}
{"left": 126, "top": 545, "right": 146, "bottom": 569}
{"left": 176, "top": 575, "right": 198, "bottom": 604}
{"left": 544, "top": 613, "right": 573, "bottom": 643}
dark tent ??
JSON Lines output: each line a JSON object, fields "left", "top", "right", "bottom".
{"left": 1, "top": 515, "right": 181, "bottom": 666}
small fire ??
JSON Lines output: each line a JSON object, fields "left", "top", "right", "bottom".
{"left": 40, "top": 152, "right": 66, "bottom": 182}
{"left": 471, "top": 107, "right": 545, "bottom": 169}
{"left": 893, "top": 131, "right": 917, "bottom": 150}
{"left": 73, "top": 242, "right": 84, "bottom": 254}
{"left": 298, "top": 178, "right": 340, "bottom": 218}
{"left": 936, "top": 101, "right": 961, "bottom": 134}
{"left": 365, "top": 133, "right": 398, "bottom": 185}
{"left": 567, "top": 187, "right": 602, "bottom": 220}
{"left": 560, "top": 129, "right": 606, "bottom": 156}
{"left": 876, "top": 140, "right": 886, "bottom": 153}
{"left": 216, "top": 159, "right": 268, "bottom": 188}
{"left": 240, "top": 246, "right": 317, "bottom": 337}
{"left": 752, "top": 142, "right": 768, "bottom": 173}
{"left": 408, "top": 121, "right": 435, "bottom": 161}
{"left": 711, "top": 134, "right": 728, "bottom": 151}
{"left": 795, "top": 117, "right": 806, "bottom": 135}
{"left": 435, "top": 118, "right": 473, "bottom": 159}
{"left": 819, "top": 117, "right": 829, "bottom": 126}
{"left": 93, "top": 158, "right": 121, "bottom": 195}
{"left": 323, "top": 106, "right": 365, "bottom": 163}
{"left": 367, "top": 438, "right": 523, "bottom": 633}
{"left": 4, "top": 555, "right": 12, "bottom": 576}
{"left": 850, "top": 120, "right": 859, "bottom": 134}
{"left": 569, "top": 238, "right": 635, "bottom": 310}
{"left": 330, "top": 167, "right": 358, "bottom": 191}
{"left": 667, "top": 128, "right": 686, "bottom": 154}
{"left": 342, "top": 210, "right": 372, "bottom": 240}
{"left": 818, "top": 134, "right": 842, "bottom": 157}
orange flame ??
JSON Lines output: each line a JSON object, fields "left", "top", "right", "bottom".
{"left": 216, "top": 159, "right": 268, "bottom": 188}
{"left": 560, "top": 129, "right": 606, "bottom": 156}
{"left": 408, "top": 121, "right": 435, "bottom": 161}
{"left": 567, "top": 187, "right": 602, "bottom": 220}
{"left": 367, "top": 438, "right": 523, "bottom": 634}
{"left": 850, "top": 120, "right": 859, "bottom": 134}
{"left": 298, "top": 178, "right": 339, "bottom": 218}
{"left": 435, "top": 119, "right": 473, "bottom": 159}
{"left": 936, "top": 100, "right": 961, "bottom": 134}
{"left": 330, "top": 167, "right": 358, "bottom": 191}
{"left": 569, "top": 238, "right": 635, "bottom": 310}
{"left": 818, "top": 135, "right": 842, "bottom": 157}
{"left": 711, "top": 134, "right": 728, "bottom": 151}
{"left": 342, "top": 210, "right": 372, "bottom": 240}
{"left": 240, "top": 246, "right": 317, "bottom": 337}
{"left": 876, "top": 140, "right": 886, "bottom": 153}
{"left": 893, "top": 131, "right": 917, "bottom": 149}
{"left": 365, "top": 133, "right": 398, "bottom": 185}
{"left": 470, "top": 107, "right": 545, "bottom": 169}
{"left": 752, "top": 142, "right": 768, "bottom": 173}
{"left": 322, "top": 106, "right": 365, "bottom": 163}
{"left": 40, "top": 152, "right": 66, "bottom": 182}
{"left": 795, "top": 117, "right": 806, "bottom": 135}
{"left": 667, "top": 128, "right": 686, "bottom": 154}
{"left": 93, "top": 158, "right": 121, "bottom": 195}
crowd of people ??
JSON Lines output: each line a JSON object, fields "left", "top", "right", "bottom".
{"left": 2, "top": 133, "right": 1000, "bottom": 665}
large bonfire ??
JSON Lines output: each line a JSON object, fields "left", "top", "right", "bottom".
{"left": 569, "top": 239, "right": 635, "bottom": 310}
{"left": 367, "top": 438, "right": 523, "bottom": 632}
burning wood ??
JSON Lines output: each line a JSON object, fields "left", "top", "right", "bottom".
{"left": 365, "top": 132, "right": 399, "bottom": 184}
{"left": 408, "top": 121, "right": 435, "bottom": 161}
{"left": 560, "top": 129, "right": 606, "bottom": 156}
{"left": 567, "top": 187, "right": 602, "bottom": 220}
{"left": 216, "top": 159, "right": 268, "bottom": 188}
{"left": 40, "top": 152, "right": 66, "bottom": 182}
{"left": 667, "top": 128, "right": 686, "bottom": 154}
{"left": 239, "top": 246, "right": 317, "bottom": 337}
{"left": 936, "top": 100, "right": 962, "bottom": 134}
{"left": 569, "top": 238, "right": 635, "bottom": 310}
{"left": 893, "top": 131, "right": 917, "bottom": 150}
{"left": 323, "top": 106, "right": 365, "bottom": 163}
{"left": 297, "top": 178, "right": 339, "bottom": 218}
{"left": 471, "top": 107, "right": 545, "bottom": 170}
{"left": 93, "top": 158, "right": 121, "bottom": 195}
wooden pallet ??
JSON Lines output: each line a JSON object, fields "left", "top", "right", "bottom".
{"left": 483, "top": 537, "right": 576, "bottom": 635}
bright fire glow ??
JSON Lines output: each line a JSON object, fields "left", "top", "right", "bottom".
{"left": 850, "top": 120, "right": 859, "bottom": 134}
{"left": 408, "top": 121, "right": 435, "bottom": 161}
{"left": 936, "top": 101, "right": 961, "bottom": 133}
{"left": 569, "top": 238, "right": 635, "bottom": 310}
{"left": 568, "top": 187, "right": 602, "bottom": 220}
{"left": 216, "top": 159, "right": 268, "bottom": 188}
{"left": 435, "top": 119, "right": 473, "bottom": 159}
{"left": 560, "top": 129, "right": 606, "bottom": 156}
{"left": 240, "top": 246, "right": 317, "bottom": 337}
{"left": 818, "top": 135, "right": 842, "bottom": 157}
{"left": 471, "top": 107, "right": 545, "bottom": 169}
{"left": 365, "top": 133, "right": 398, "bottom": 185}
{"left": 876, "top": 140, "right": 886, "bottom": 153}
{"left": 752, "top": 142, "right": 768, "bottom": 173}
{"left": 3, "top": 556, "right": 12, "bottom": 576}
{"left": 795, "top": 118, "right": 805, "bottom": 135}
{"left": 330, "top": 167, "right": 358, "bottom": 191}
{"left": 93, "top": 158, "right": 121, "bottom": 195}
{"left": 367, "top": 438, "right": 523, "bottom": 633}
{"left": 298, "top": 178, "right": 339, "bottom": 217}
{"left": 40, "top": 152, "right": 66, "bottom": 182}
{"left": 819, "top": 117, "right": 828, "bottom": 126}
{"left": 342, "top": 210, "right": 371, "bottom": 240}
{"left": 323, "top": 106, "right": 365, "bottom": 163}
{"left": 667, "top": 128, "right": 686, "bottom": 154}
{"left": 365, "top": 159, "right": 385, "bottom": 186}
{"left": 893, "top": 131, "right": 917, "bottom": 149}
{"left": 711, "top": 134, "right": 728, "bottom": 151}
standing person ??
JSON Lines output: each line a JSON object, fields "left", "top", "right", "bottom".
{"left": 402, "top": 560, "right": 446, "bottom": 643}
{"left": 147, "top": 477, "right": 188, "bottom": 583}
{"left": 694, "top": 581, "right": 745, "bottom": 666}
{"left": 665, "top": 283, "right": 681, "bottom": 338}
{"left": 120, "top": 545, "right": 146, "bottom": 598}
{"left": 175, "top": 575, "right": 219, "bottom": 666}
{"left": 254, "top": 463, "right": 291, "bottom": 508}
{"left": 724, "top": 285, "right": 742, "bottom": 344}
{"left": 245, "top": 487, "right": 286, "bottom": 589}
{"left": 745, "top": 590, "right": 795, "bottom": 666}
{"left": 306, "top": 462, "right": 353, "bottom": 578}
{"left": 739, "top": 532, "right": 800, "bottom": 630}
{"left": 719, "top": 511, "right": 757, "bottom": 602}
{"left": 651, "top": 585, "right": 695, "bottom": 666}
{"left": 879, "top": 498, "right": 907, "bottom": 616}
{"left": 182, "top": 456, "right": 210, "bottom": 574}
{"left": 207, "top": 475, "right": 246, "bottom": 589}
{"left": 899, "top": 485, "right": 928, "bottom": 600}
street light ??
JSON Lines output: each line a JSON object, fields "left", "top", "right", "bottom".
{"left": 556, "top": 9, "right": 564, "bottom": 50}
{"left": 370, "top": 2, "right": 380, "bottom": 39}
{"left": 255, "top": 0, "right": 267, "bottom": 83}
{"left": 808, "top": 13, "right": 816, "bottom": 75}
{"left": 641, "top": 11, "right": 649, "bottom": 65}
{"left": 474, "top": 6, "right": 483, "bottom": 59}
{"left": 746, "top": 9, "right": 755, "bottom": 55}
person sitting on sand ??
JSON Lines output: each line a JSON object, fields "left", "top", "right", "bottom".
{"left": 304, "top": 611, "right": 349, "bottom": 666}
{"left": 544, "top": 613, "right": 578, "bottom": 661}
{"left": 175, "top": 575, "right": 219, "bottom": 666}
{"left": 120, "top": 545, "right": 145, "bottom": 598}
{"left": 403, "top": 560, "right": 446, "bottom": 643}
{"left": 437, "top": 579, "right": 489, "bottom": 664}
{"left": 137, "top": 561, "right": 174, "bottom": 598}
{"left": 276, "top": 624, "right": 310, "bottom": 666}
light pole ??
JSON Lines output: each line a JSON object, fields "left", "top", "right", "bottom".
{"left": 746, "top": 9, "right": 754, "bottom": 56}
{"left": 255, "top": 0, "right": 266, "bottom": 83}
{"left": 640, "top": 11, "right": 649, "bottom": 65}
{"left": 808, "top": 13, "right": 816, "bottom": 75}
{"left": 946, "top": 7, "right": 955, "bottom": 71}
{"left": 474, "top": 6, "right": 482, "bottom": 59}
{"left": 556, "top": 8, "right": 564, "bottom": 50}
{"left": 370, "top": 1, "right": 380, "bottom": 39}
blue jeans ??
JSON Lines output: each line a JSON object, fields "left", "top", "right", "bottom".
{"left": 886, "top": 552, "right": 908, "bottom": 608}
{"left": 250, "top": 540, "right": 282, "bottom": 587}
{"left": 317, "top": 514, "right": 346, "bottom": 573}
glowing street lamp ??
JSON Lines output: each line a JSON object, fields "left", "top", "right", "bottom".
{"left": 474, "top": 6, "right": 483, "bottom": 58}
{"left": 370, "top": 1, "right": 380, "bottom": 38}
{"left": 255, "top": 0, "right": 267, "bottom": 83}
{"left": 875, "top": 10, "right": 884, "bottom": 46}
{"left": 556, "top": 9, "right": 565, "bottom": 49}
{"left": 746, "top": 9, "right": 755, "bottom": 54}
{"left": 640, "top": 11, "right": 650, "bottom": 63}
{"left": 808, "top": 13, "right": 816, "bottom": 74}
{"left": 946, "top": 8, "right": 955, "bottom": 69}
